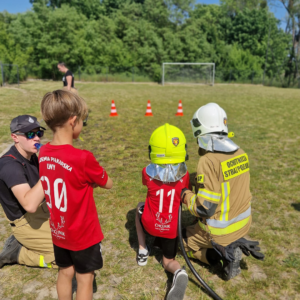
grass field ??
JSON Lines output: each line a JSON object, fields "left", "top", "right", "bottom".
{"left": 0, "top": 81, "right": 299, "bottom": 300}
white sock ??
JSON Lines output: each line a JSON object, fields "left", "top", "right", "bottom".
{"left": 139, "top": 247, "right": 148, "bottom": 255}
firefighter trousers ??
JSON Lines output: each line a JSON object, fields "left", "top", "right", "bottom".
{"left": 182, "top": 223, "right": 214, "bottom": 265}
{"left": 6, "top": 201, "right": 56, "bottom": 268}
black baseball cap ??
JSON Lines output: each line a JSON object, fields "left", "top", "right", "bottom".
{"left": 10, "top": 115, "right": 46, "bottom": 133}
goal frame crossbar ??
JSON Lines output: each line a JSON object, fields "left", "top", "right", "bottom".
{"left": 162, "top": 62, "right": 215, "bottom": 86}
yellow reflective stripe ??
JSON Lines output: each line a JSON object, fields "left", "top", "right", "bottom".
{"left": 198, "top": 216, "right": 250, "bottom": 235}
{"left": 220, "top": 182, "right": 230, "bottom": 221}
{"left": 189, "top": 195, "right": 197, "bottom": 216}
{"left": 187, "top": 251, "right": 195, "bottom": 259}
{"left": 226, "top": 188, "right": 230, "bottom": 221}
{"left": 39, "top": 255, "right": 45, "bottom": 268}
{"left": 39, "top": 256, "right": 51, "bottom": 268}
{"left": 198, "top": 189, "right": 221, "bottom": 202}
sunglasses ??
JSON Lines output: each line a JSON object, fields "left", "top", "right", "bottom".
{"left": 15, "top": 130, "right": 44, "bottom": 139}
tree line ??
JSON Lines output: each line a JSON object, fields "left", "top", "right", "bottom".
{"left": 0, "top": 0, "right": 297, "bottom": 85}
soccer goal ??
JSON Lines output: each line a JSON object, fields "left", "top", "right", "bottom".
{"left": 162, "top": 63, "right": 215, "bottom": 86}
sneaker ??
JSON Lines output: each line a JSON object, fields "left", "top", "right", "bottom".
{"left": 137, "top": 246, "right": 150, "bottom": 266}
{"left": 223, "top": 247, "right": 242, "bottom": 280}
{"left": 0, "top": 236, "right": 22, "bottom": 268}
{"left": 167, "top": 269, "right": 188, "bottom": 300}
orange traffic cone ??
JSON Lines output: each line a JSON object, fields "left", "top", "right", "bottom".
{"left": 145, "top": 100, "right": 153, "bottom": 117}
{"left": 175, "top": 100, "right": 184, "bottom": 116}
{"left": 109, "top": 100, "right": 118, "bottom": 117}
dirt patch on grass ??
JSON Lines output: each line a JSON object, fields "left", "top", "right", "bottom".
{"left": 249, "top": 265, "right": 267, "bottom": 281}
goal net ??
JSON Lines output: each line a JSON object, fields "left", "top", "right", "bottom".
{"left": 162, "top": 63, "right": 215, "bottom": 86}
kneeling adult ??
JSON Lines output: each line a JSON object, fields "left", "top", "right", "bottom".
{"left": 0, "top": 115, "right": 55, "bottom": 269}
{"left": 181, "top": 103, "right": 262, "bottom": 280}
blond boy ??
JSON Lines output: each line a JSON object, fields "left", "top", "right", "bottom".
{"left": 39, "top": 90, "right": 112, "bottom": 300}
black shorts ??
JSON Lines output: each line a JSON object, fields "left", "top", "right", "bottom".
{"left": 139, "top": 206, "right": 178, "bottom": 259}
{"left": 53, "top": 243, "right": 103, "bottom": 274}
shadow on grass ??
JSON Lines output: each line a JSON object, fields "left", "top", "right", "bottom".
{"left": 125, "top": 208, "right": 234, "bottom": 298}
{"left": 291, "top": 203, "right": 300, "bottom": 211}
{"left": 125, "top": 208, "right": 155, "bottom": 251}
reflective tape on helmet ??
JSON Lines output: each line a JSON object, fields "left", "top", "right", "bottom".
{"left": 197, "top": 189, "right": 221, "bottom": 202}
{"left": 198, "top": 206, "right": 251, "bottom": 235}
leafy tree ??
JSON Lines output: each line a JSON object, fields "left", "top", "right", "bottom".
{"left": 221, "top": 0, "right": 268, "bottom": 16}
{"left": 0, "top": 0, "right": 294, "bottom": 85}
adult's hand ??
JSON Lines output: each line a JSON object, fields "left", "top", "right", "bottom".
{"left": 181, "top": 188, "right": 189, "bottom": 204}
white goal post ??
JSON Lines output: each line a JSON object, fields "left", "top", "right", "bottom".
{"left": 162, "top": 62, "right": 215, "bottom": 86}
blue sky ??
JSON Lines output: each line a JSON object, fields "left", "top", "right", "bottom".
{"left": 0, "top": 0, "right": 288, "bottom": 28}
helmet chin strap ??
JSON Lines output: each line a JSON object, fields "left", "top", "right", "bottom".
{"left": 197, "top": 134, "right": 239, "bottom": 153}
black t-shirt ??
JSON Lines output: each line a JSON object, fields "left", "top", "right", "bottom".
{"left": 0, "top": 146, "right": 39, "bottom": 221}
{"left": 62, "top": 70, "right": 74, "bottom": 87}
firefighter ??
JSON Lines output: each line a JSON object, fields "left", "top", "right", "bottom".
{"left": 180, "top": 103, "right": 261, "bottom": 280}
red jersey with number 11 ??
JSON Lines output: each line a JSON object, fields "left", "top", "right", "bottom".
{"left": 141, "top": 168, "right": 189, "bottom": 239}
{"left": 39, "top": 143, "right": 108, "bottom": 251}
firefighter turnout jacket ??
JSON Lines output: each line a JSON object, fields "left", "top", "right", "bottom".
{"left": 183, "top": 148, "right": 251, "bottom": 248}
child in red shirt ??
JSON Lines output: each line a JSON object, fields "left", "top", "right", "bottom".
{"left": 39, "top": 90, "right": 113, "bottom": 300}
{"left": 135, "top": 123, "right": 189, "bottom": 300}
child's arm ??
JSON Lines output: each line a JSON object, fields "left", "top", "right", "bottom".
{"left": 85, "top": 152, "right": 112, "bottom": 189}
{"left": 93, "top": 176, "right": 113, "bottom": 189}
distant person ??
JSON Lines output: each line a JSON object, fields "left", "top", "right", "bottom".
{"left": 135, "top": 123, "right": 190, "bottom": 300}
{"left": 57, "top": 62, "right": 74, "bottom": 91}
{"left": 0, "top": 115, "right": 55, "bottom": 269}
{"left": 39, "top": 90, "right": 113, "bottom": 300}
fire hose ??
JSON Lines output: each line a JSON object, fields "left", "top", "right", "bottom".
{"left": 178, "top": 203, "right": 223, "bottom": 300}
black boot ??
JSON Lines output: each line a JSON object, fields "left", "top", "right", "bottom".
{"left": 206, "top": 248, "right": 222, "bottom": 266}
{"left": 0, "top": 236, "right": 22, "bottom": 268}
{"left": 2, "top": 235, "right": 16, "bottom": 252}
{"left": 223, "top": 247, "right": 242, "bottom": 280}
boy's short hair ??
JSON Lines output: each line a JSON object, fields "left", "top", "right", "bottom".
{"left": 41, "top": 90, "right": 88, "bottom": 131}
{"left": 61, "top": 87, "right": 78, "bottom": 95}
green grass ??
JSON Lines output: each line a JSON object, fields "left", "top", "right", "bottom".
{"left": 0, "top": 81, "right": 300, "bottom": 299}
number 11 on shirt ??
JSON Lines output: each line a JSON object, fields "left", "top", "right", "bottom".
{"left": 156, "top": 189, "right": 175, "bottom": 213}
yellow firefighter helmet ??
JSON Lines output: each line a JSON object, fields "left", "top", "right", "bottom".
{"left": 149, "top": 123, "right": 188, "bottom": 164}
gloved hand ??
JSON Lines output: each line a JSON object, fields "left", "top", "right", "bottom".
{"left": 238, "top": 238, "right": 265, "bottom": 261}
{"left": 180, "top": 188, "right": 189, "bottom": 203}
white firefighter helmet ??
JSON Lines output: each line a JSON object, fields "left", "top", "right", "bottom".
{"left": 190, "top": 103, "right": 228, "bottom": 138}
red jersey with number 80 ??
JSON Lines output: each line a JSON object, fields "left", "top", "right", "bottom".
{"left": 39, "top": 143, "right": 108, "bottom": 251}
{"left": 141, "top": 167, "right": 189, "bottom": 239}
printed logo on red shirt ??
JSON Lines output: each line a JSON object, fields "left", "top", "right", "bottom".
{"left": 155, "top": 212, "right": 172, "bottom": 232}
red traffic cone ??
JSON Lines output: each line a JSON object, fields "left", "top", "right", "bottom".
{"left": 175, "top": 100, "right": 184, "bottom": 116}
{"left": 109, "top": 100, "right": 118, "bottom": 117}
{"left": 145, "top": 100, "right": 153, "bottom": 117}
